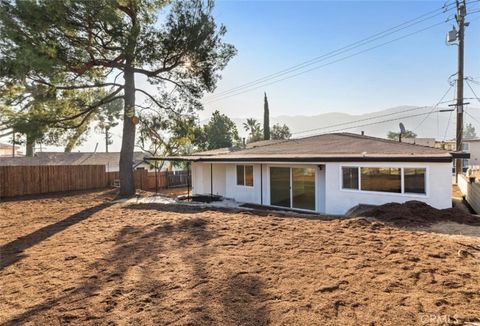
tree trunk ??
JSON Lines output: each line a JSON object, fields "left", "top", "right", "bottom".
{"left": 105, "top": 126, "right": 109, "bottom": 153}
{"left": 26, "top": 135, "right": 34, "bottom": 157}
{"left": 64, "top": 119, "right": 90, "bottom": 152}
{"left": 119, "top": 66, "right": 136, "bottom": 197}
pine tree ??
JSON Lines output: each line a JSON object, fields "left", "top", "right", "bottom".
{"left": 0, "top": 0, "right": 235, "bottom": 196}
{"left": 263, "top": 92, "right": 270, "bottom": 140}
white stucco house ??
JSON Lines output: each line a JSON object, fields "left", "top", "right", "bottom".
{"left": 159, "top": 133, "right": 467, "bottom": 215}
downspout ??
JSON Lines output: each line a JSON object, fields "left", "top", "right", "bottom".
{"left": 187, "top": 162, "right": 191, "bottom": 200}
{"left": 260, "top": 163, "right": 263, "bottom": 205}
{"left": 154, "top": 162, "right": 158, "bottom": 195}
{"left": 210, "top": 163, "right": 213, "bottom": 198}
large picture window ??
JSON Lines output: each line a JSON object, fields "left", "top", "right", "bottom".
{"left": 361, "top": 168, "right": 401, "bottom": 193}
{"left": 341, "top": 166, "right": 427, "bottom": 195}
{"left": 236, "top": 165, "right": 254, "bottom": 186}
{"left": 404, "top": 168, "right": 426, "bottom": 194}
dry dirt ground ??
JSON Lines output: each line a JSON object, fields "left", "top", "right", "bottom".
{"left": 1, "top": 190, "right": 480, "bottom": 326}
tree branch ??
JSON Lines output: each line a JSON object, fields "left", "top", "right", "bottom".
{"left": 135, "top": 88, "right": 179, "bottom": 116}
{"left": 0, "top": 130, "right": 14, "bottom": 138}
{"left": 132, "top": 59, "right": 183, "bottom": 77}
{"left": 29, "top": 77, "right": 123, "bottom": 90}
{"left": 45, "top": 86, "right": 124, "bottom": 124}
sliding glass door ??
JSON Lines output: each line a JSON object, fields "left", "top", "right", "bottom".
{"left": 292, "top": 168, "right": 316, "bottom": 210}
{"left": 270, "top": 167, "right": 291, "bottom": 208}
{"left": 270, "top": 167, "right": 316, "bottom": 211}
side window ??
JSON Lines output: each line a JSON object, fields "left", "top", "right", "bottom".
{"left": 236, "top": 165, "right": 245, "bottom": 186}
{"left": 342, "top": 167, "right": 359, "bottom": 190}
{"left": 245, "top": 165, "right": 254, "bottom": 186}
{"left": 237, "top": 165, "right": 254, "bottom": 186}
{"left": 404, "top": 168, "right": 426, "bottom": 194}
{"left": 360, "top": 167, "right": 401, "bottom": 193}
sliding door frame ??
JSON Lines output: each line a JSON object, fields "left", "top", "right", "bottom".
{"left": 268, "top": 164, "right": 317, "bottom": 212}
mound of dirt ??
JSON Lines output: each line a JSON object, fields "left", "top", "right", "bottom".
{"left": 347, "top": 201, "right": 480, "bottom": 227}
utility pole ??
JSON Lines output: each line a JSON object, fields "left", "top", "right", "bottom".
{"left": 455, "top": 0, "right": 466, "bottom": 182}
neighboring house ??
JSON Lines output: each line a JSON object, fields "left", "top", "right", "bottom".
{"left": 454, "top": 138, "right": 480, "bottom": 169}
{"left": 0, "top": 152, "right": 147, "bottom": 172}
{"left": 435, "top": 139, "right": 479, "bottom": 169}
{"left": 0, "top": 143, "right": 23, "bottom": 157}
{"left": 402, "top": 137, "right": 436, "bottom": 147}
{"left": 160, "top": 133, "right": 465, "bottom": 215}
{"left": 435, "top": 140, "right": 456, "bottom": 151}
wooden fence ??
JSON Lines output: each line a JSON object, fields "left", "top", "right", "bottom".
{"left": 0, "top": 165, "right": 107, "bottom": 198}
{"left": 0, "top": 165, "right": 191, "bottom": 198}
{"left": 458, "top": 174, "right": 480, "bottom": 213}
{"left": 106, "top": 170, "right": 190, "bottom": 190}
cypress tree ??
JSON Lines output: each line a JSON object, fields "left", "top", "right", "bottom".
{"left": 263, "top": 92, "right": 270, "bottom": 140}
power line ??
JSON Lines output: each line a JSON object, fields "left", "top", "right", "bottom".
{"left": 204, "top": 0, "right": 480, "bottom": 104}
{"left": 207, "top": 2, "right": 456, "bottom": 100}
{"left": 465, "top": 110, "right": 480, "bottom": 125}
{"left": 205, "top": 18, "right": 455, "bottom": 104}
{"left": 443, "top": 110, "right": 453, "bottom": 141}
{"left": 466, "top": 80, "right": 480, "bottom": 105}
{"left": 412, "top": 84, "right": 454, "bottom": 132}
{"left": 289, "top": 82, "right": 456, "bottom": 137}
{"left": 292, "top": 106, "right": 432, "bottom": 136}
{"left": 309, "top": 110, "right": 443, "bottom": 136}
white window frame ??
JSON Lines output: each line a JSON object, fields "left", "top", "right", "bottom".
{"left": 341, "top": 166, "right": 360, "bottom": 190}
{"left": 236, "top": 164, "right": 254, "bottom": 187}
{"left": 403, "top": 167, "right": 428, "bottom": 195}
{"left": 339, "top": 165, "right": 428, "bottom": 197}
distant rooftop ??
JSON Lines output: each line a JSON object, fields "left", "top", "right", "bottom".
{"left": 0, "top": 151, "right": 145, "bottom": 168}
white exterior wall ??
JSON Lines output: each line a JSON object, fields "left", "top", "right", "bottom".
{"left": 324, "top": 161, "right": 452, "bottom": 215}
{"left": 464, "top": 141, "right": 480, "bottom": 167}
{"left": 191, "top": 161, "right": 452, "bottom": 216}
{"left": 191, "top": 162, "right": 227, "bottom": 196}
{"left": 225, "top": 164, "right": 263, "bottom": 203}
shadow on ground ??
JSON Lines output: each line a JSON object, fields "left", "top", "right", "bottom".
{"left": 3, "top": 206, "right": 270, "bottom": 325}
{"left": 0, "top": 202, "right": 113, "bottom": 270}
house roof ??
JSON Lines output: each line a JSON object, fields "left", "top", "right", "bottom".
{"left": 147, "top": 133, "right": 466, "bottom": 163}
{"left": 0, "top": 152, "right": 146, "bottom": 166}
{"left": 0, "top": 143, "right": 19, "bottom": 150}
{"left": 193, "top": 139, "right": 283, "bottom": 156}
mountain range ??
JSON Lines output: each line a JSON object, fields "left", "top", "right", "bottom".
{"left": 228, "top": 105, "right": 480, "bottom": 141}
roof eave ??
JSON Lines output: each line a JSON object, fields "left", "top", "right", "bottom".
{"left": 450, "top": 151, "right": 470, "bottom": 159}
{"left": 146, "top": 155, "right": 453, "bottom": 163}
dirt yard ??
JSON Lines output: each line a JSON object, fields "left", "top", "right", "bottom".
{"left": 1, "top": 190, "right": 479, "bottom": 325}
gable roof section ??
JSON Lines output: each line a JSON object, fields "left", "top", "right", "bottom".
{"left": 151, "top": 133, "right": 465, "bottom": 163}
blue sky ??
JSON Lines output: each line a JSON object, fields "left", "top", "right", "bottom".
{"left": 45, "top": 0, "right": 480, "bottom": 152}
{"left": 200, "top": 0, "right": 480, "bottom": 119}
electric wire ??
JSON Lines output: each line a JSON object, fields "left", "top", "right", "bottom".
{"left": 204, "top": 0, "right": 480, "bottom": 104}
{"left": 206, "top": 1, "right": 457, "bottom": 101}
{"left": 412, "top": 84, "right": 454, "bottom": 132}
{"left": 291, "top": 106, "right": 432, "bottom": 136}
{"left": 205, "top": 19, "right": 455, "bottom": 104}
